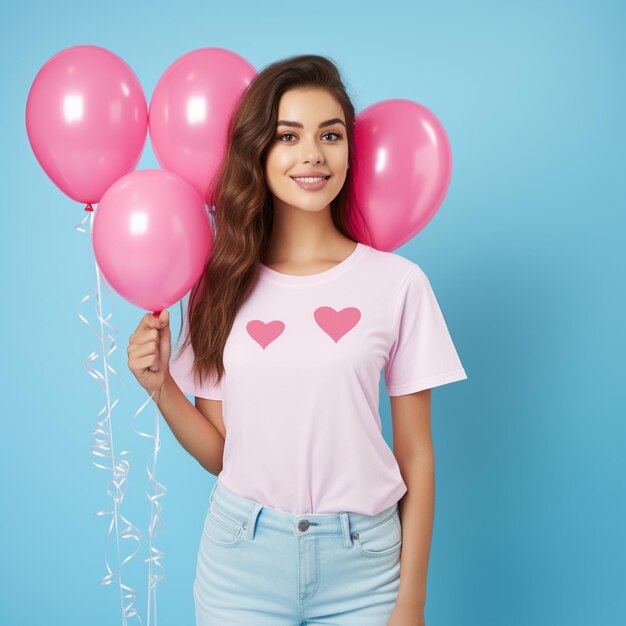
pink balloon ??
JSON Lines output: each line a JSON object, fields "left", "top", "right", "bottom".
{"left": 92, "top": 169, "right": 213, "bottom": 313}
{"left": 349, "top": 99, "right": 453, "bottom": 251}
{"left": 149, "top": 47, "right": 257, "bottom": 203}
{"left": 25, "top": 45, "right": 148, "bottom": 206}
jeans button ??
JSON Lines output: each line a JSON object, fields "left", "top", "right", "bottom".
{"left": 351, "top": 532, "right": 359, "bottom": 540}
{"left": 298, "top": 520, "right": 310, "bottom": 532}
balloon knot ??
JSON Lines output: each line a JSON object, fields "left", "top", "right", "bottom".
{"left": 85, "top": 203, "right": 94, "bottom": 212}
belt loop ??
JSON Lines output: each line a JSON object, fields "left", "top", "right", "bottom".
{"left": 208, "top": 479, "right": 218, "bottom": 504}
{"left": 339, "top": 512, "right": 352, "bottom": 548}
{"left": 245, "top": 503, "right": 263, "bottom": 541}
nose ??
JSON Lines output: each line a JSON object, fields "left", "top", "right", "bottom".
{"left": 302, "top": 152, "right": 323, "bottom": 165}
{"left": 300, "top": 138, "right": 324, "bottom": 164}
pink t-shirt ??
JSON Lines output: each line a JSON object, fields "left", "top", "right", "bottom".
{"left": 169, "top": 242, "right": 467, "bottom": 515}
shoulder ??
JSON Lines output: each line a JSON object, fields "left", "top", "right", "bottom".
{"left": 362, "top": 243, "right": 427, "bottom": 288}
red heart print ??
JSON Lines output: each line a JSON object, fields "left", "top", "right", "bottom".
{"left": 314, "top": 306, "right": 361, "bottom": 342}
{"left": 246, "top": 320, "right": 285, "bottom": 349}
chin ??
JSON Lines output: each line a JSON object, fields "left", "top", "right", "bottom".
{"left": 284, "top": 198, "right": 331, "bottom": 213}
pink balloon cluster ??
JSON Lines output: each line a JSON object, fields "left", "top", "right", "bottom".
{"left": 25, "top": 45, "right": 257, "bottom": 314}
{"left": 26, "top": 45, "right": 453, "bottom": 313}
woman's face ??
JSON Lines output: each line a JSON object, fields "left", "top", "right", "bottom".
{"left": 264, "top": 87, "right": 349, "bottom": 214}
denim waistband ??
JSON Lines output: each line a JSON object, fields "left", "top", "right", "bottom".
{"left": 207, "top": 478, "right": 399, "bottom": 548}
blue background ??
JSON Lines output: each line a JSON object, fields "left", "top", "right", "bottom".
{"left": 2, "top": 1, "right": 624, "bottom": 624}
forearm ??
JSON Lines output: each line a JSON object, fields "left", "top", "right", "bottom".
{"left": 396, "top": 450, "right": 435, "bottom": 608}
{"left": 155, "top": 372, "right": 225, "bottom": 476}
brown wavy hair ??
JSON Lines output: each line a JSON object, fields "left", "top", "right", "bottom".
{"left": 174, "top": 53, "right": 371, "bottom": 389}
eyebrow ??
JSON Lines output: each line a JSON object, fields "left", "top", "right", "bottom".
{"left": 276, "top": 118, "right": 346, "bottom": 129}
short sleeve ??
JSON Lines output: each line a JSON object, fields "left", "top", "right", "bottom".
{"left": 169, "top": 339, "right": 223, "bottom": 401}
{"left": 384, "top": 265, "right": 468, "bottom": 396}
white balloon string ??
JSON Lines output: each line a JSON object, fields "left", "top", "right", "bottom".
{"left": 130, "top": 389, "right": 168, "bottom": 626}
{"left": 74, "top": 207, "right": 143, "bottom": 625}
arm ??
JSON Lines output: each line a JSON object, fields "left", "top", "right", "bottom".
{"left": 156, "top": 372, "right": 225, "bottom": 476}
{"left": 195, "top": 396, "right": 226, "bottom": 441}
{"left": 390, "top": 388, "right": 434, "bottom": 612}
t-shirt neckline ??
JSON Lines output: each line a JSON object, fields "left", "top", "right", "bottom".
{"left": 257, "top": 241, "right": 367, "bottom": 286}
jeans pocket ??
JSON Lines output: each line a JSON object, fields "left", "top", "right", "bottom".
{"left": 353, "top": 510, "right": 402, "bottom": 557}
{"left": 202, "top": 506, "right": 245, "bottom": 547}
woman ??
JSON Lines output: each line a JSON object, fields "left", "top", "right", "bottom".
{"left": 128, "top": 54, "right": 467, "bottom": 625}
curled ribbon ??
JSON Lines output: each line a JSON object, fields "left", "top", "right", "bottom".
{"left": 131, "top": 391, "right": 168, "bottom": 624}
{"left": 75, "top": 207, "right": 166, "bottom": 625}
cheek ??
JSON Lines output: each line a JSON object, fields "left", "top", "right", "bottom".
{"left": 264, "top": 154, "right": 292, "bottom": 194}
{"left": 266, "top": 146, "right": 293, "bottom": 171}
{"left": 330, "top": 152, "right": 349, "bottom": 178}
{"left": 335, "top": 146, "right": 350, "bottom": 168}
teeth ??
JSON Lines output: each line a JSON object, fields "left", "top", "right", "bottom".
{"left": 293, "top": 177, "right": 326, "bottom": 183}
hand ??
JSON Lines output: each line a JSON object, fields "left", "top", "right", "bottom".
{"left": 127, "top": 310, "right": 172, "bottom": 403}
{"left": 386, "top": 602, "right": 425, "bottom": 626}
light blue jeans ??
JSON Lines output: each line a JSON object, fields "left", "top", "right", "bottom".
{"left": 193, "top": 478, "right": 403, "bottom": 625}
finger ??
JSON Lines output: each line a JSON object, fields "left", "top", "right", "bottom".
{"left": 130, "top": 341, "right": 159, "bottom": 359}
{"left": 139, "top": 312, "right": 162, "bottom": 331}
{"left": 156, "top": 310, "right": 169, "bottom": 328}
{"left": 131, "top": 328, "right": 160, "bottom": 347}
{"left": 133, "top": 353, "right": 160, "bottom": 372}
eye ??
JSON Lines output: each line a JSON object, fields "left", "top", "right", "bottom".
{"left": 277, "top": 131, "right": 344, "bottom": 143}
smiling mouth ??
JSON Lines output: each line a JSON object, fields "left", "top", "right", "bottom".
{"left": 289, "top": 175, "right": 332, "bottom": 191}
{"left": 290, "top": 176, "right": 331, "bottom": 180}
